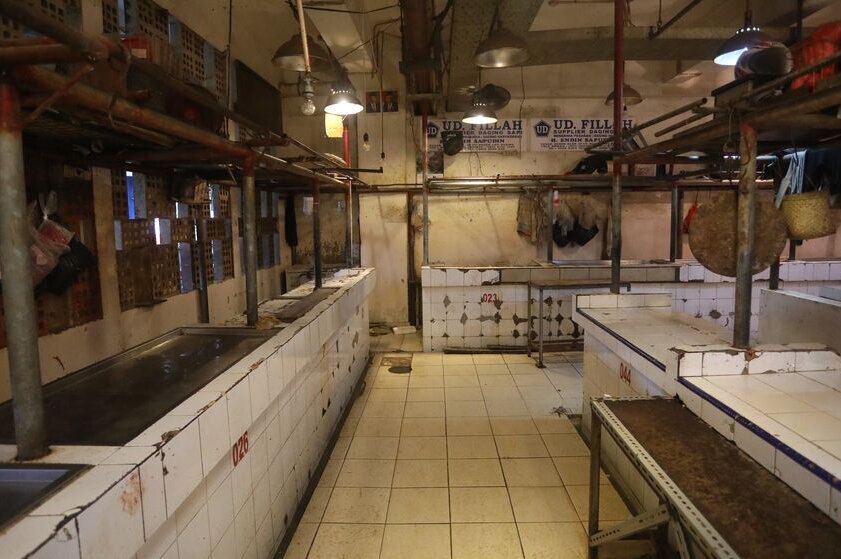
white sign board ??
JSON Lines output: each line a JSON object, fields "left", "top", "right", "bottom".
{"left": 528, "top": 118, "right": 635, "bottom": 151}
{"left": 427, "top": 118, "right": 525, "bottom": 153}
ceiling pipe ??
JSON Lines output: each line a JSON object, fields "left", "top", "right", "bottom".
{"left": 401, "top": 0, "right": 434, "bottom": 114}
{"left": 648, "top": 0, "right": 705, "bottom": 40}
{"left": 295, "top": 0, "right": 312, "bottom": 73}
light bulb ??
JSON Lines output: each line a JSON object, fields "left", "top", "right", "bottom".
{"left": 301, "top": 98, "right": 316, "bottom": 116}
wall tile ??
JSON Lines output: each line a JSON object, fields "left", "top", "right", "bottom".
{"left": 77, "top": 468, "right": 145, "bottom": 559}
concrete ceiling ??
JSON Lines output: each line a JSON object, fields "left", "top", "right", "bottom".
{"left": 439, "top": 0, "right": 837, "bottom": 110}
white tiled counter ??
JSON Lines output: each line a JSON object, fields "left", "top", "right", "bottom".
{"left": 421, "top": 261, "right": 841, "bottom": 351}
{"left": 575, "top": 290, "right": 841, "bottom": 525}
{"left": 0, "top": 268, "right": 375, "bottom": 559}
{"left": 759, "top": 288, "right": 841, "bottom": 352}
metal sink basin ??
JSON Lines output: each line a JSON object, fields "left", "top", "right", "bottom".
{"left": 0, "top": 463, "right": 86, "bottom": 529}
{"left": 0, "top": 326, "right": 275, "bottom": 446}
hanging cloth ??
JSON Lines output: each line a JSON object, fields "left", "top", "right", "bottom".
{"left": 775, "top": 150, "right": 806, "bottom": 207}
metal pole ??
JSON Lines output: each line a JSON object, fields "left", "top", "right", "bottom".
{"left": 769, "top": 259, "right": 780, "bottom": 291}
{"left": 192, "top": 205, "right": 210, "bottom": 323}
{"left": 345, "top": 180, "right": 353, "bottom": 268}
{"left": 733, "top": 123, "right": 758, "bottom": 348}
{"left": 588, "top": 412, "right": 603, "bottom": 559}
{"left": 313, "top": 178, "right": 323, "bottom": 289}
{"left": 610, "top": 0, "right": 624, "bottom": 294}
{"left": 546, "top": 188, "right": 554, "bottom": 262}
{"left": 243, "top": 157, "right": 258, "bottom": 326}
{"left": 422, "top": 110, "right": 429, "bottom": 266}
{"left": 0, "top": 78, "right": 48, "bottom": 459}
{"left": 538, "top": 287, "right": 545, "bottom": 368}
{"left": 669, "top": 186, "right": 681, "bottom": 262}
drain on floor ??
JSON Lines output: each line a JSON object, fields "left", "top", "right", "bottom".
{"left": 381, "top": 355, "right": 412, "bottom": 367}
{"left": 388, "top": 365, "right": 412, "bottom": 374}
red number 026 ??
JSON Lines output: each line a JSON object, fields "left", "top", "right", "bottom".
{"left": 232, "top": 431, "right": 249, "bottom": 467}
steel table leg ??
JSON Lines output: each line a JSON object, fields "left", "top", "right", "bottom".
{"left": 527, "top": 283, "right": 532, "bottom": 357}
{"left": 538, "top": 287, "right": 545, "bottom": 368}
{"left": 588, "top": 412, "right": 603, "bottom": 558}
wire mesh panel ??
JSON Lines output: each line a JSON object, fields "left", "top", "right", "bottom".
{"left": 145, "top": 174, "right": 172, "bottom": 218}
{"left": 152, "top": 245, "right": 180, "bottom": 299}
{"left": 102, "top": 0, "right": 119, "bottom": 34}
{"left": 127, "top": 0, "right": 168, "bottom": 41}
{"left": 2, "top": 0, "right": 67, "bottom": 40}
{"left": 111, "top": 170, "right": 129, "bottom": 220}
{"left": 214, "top": 48, "right": 228, "bottom": 100}
{"left": 180, "top": 24, "right": 206, "bottom": 85}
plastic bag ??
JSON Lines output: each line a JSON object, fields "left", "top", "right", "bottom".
{"left": 28, "top": 202, "right": 73, "bottom": 287}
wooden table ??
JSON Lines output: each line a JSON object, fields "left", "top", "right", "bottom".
{"left": 527, "top": 279, "right": 630, "bottom": 367}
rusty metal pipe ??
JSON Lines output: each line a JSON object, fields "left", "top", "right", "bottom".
{"left": 0, "top": 79, "right": 48, "bottom": 459}
{"left": 733, "top": 123, "right": 758, "bottom": 348}
{"left": 313, "top": 178, "right": 322, "bottom": 289}
{"left": 0, "top": 0, "right": 123, "bottom": 62}
{"left": 0, "top": 43, "right": 83, "bottom": 65}
{"left": 12, "top": 64, "right": 250, "bottom": 157}
{"left": 243, "top": 156, "right": 258, "bottom": 326}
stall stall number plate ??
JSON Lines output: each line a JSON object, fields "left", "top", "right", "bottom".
{"left": 481, "top": 293, "right": 498, "bottom": 303}
{"left": 232, "top": 431, "right": 249, "bottom": 466}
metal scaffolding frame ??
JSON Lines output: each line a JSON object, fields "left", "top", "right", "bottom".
{"left": 0, "top": 2, "right": 362, "bottom": 458}
{"left": 611, "top": 65, "right": 841, "bottom": 348}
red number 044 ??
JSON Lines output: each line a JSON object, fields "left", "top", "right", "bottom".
{"left": 619, "top": 363, "right": 631, "bottom": 385}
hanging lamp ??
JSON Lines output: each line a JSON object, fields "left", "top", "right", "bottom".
{"left": 474, "top": 1, "right": 529, "bottom": 68}
{"left": 604, "top": 83, "right": 643, "bottom": 107}
{"left": 462, "top": 98, "right": 498, "bottom": 125}
{"left": 714, "top": 1, "right": 772, "bottom": 66}
{"left": 324, "top": 79, "right": 364, "bottom": 116}
{"left": 272, "top": 34, "right": 331, "bottom": 72}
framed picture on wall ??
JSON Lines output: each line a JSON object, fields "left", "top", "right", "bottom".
{"left": 365, "top": 91, "right": 381, "bottom": 113}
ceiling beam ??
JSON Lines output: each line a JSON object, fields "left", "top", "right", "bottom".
{"left": 524, "top": 26, "right": 810, "bottom": 66}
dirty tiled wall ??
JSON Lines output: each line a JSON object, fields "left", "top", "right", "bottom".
{"left": 421, "top": 262, "right": 841, "bottom": 352}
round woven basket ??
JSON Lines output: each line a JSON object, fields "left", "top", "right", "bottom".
{"left": 781, "top": 191, "right": 837, "bottom": 240}
{"left": 689, "top": 194, "right": 788, "bottom": 278}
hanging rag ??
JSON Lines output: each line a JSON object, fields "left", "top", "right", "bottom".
{"left": 775, "top": 150, "right": 806, "bottom": 207}
{"left": 552, "top": 200, "right": 575, "bottom": 247}
{"left": 516, "top": 191, "right": 546, "bottom": 245}
{"left": 804, "top": 147, "right": 841, "bottom": 196}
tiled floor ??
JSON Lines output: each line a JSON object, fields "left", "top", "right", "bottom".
{"left": 280, "top": 352, "right": 648, "bottom": 559}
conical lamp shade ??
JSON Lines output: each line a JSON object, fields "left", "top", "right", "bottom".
{"left": 474, "top": 27, "right": 529, "bottom": 68}
{"left": 324, "top": 81, "right": 363, "bottom": 116}
{"left": 604, "top": 83, "right": 643, "bottom": 106}
{"left": 714, "top": 26, "right": 772, "bottom": 66}
{"left": 462, "top": 100, "right": 497, "bottom": 124}
{"left": 272, "top": 34, "right": 331, "bottom": 72}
